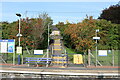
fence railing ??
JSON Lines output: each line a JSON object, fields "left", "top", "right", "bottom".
{"left": 25, "top": 57, "right": 52, "bottom": 64}
{"left": 87, "top": 50, "right": 119, "bottom": 66}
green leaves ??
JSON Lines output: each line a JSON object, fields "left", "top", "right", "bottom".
{"left": 63, "top": 16, "right": 96, "bottom": 52}
{"left": 2, "top": 13, "right": 53, "bottom": 50}
{"left": 56, "top": 16, "right": 119, "bottom": 53}
{"left": 99, "top": 4, "right": 120, "bottom": 24}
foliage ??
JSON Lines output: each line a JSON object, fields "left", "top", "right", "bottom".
{"left": 1, "top": 22, "right": 10, "bottom": 39}
{"left": 56, "top": 17, "right": 119, "bottom": 53}
{"left": 2, "top": 13, "right": 53, "bottom": 50}
{"left": 56, "top": 22, "right": 73, "bottom": 49}
{"left": 64, "top": 16, "right": 96, "bottom": 52}
{"left": 98, "top": 3, "right": 120, "bottom": 24}
{"left": 96, "top": 19, "right": 119, "bottom": 50}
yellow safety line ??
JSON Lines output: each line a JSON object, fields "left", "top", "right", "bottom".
{"left": 54, "top": 44, "right": 60, "bottom": 45}
{"left": 54, "top": 39, "right": 60, "bottom": 40}
{"left": 53, "top": 57, "right": 66, "bottom": 59}
{"left": 52, "top": 61, "right": 67, "bottom": 63}
{"left": 53, "top": 49, "right": 61, "bottom": 50}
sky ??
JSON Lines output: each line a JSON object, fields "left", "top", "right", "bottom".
{"left": 0, "top": 0, "right": 119, "bottom": 24}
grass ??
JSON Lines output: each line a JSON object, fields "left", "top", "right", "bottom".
{"left": 0, "top": 49, "right": 47, "bottom": 64}
{"left": 1, "top": 47, "right": 119, "bottom": 66}
{"left": 65, "top": 48, "right": 119, "bottom": 66}
{"left": 65, "top": 47, "right": 77, "bottom": 62}
{"left": 86, "top": 50, "right": 119, "bottom": 66}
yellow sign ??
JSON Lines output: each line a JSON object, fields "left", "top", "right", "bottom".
{"left": 16, "top": 47, "right": 22, "bottom": 54}
{"left": 73, "top": 54, "right": 83, "bottom": 64}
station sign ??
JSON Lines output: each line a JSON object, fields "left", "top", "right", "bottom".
{"left": 16, "top": 46, "right": 22, "bottom": 54}
{"left": 98, "top": 50, "right": 107, "bottom": 56}
{"left": 0, "top": 39, "right": 15, "bottom": 53}
{"left": 93, "top": 37, "right": 100, "bottom": 40}
{"left": 34, "top": 50, "right": 43, "bottom": 55}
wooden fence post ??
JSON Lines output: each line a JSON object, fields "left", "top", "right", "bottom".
{"left": 112, "top": 49, "right": 114, "bottom": 66}
{"left": 88, "top": 49, "right": 91, "bottom": 66}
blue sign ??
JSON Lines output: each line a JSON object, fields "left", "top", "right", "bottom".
{"left": 0, "top": 39, "right": 14, "bottom": 42}
{"left": 8, "top": 42, "right": 14, "bottom": 53}
{"left": 0, "top": 39, "right": 15, "bottom": 53}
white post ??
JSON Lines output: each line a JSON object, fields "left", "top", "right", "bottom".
{"left": 18, "top": 17, "right": 21, "bottom": 65}
{"left": 19, "top": 18, "right": 21, "bottom": 47}
{"left": 19, "top": 17, "right": 23, "bottom": 65}
{"left": 46, "top": 49, "right": 49, "bottom": 67}
{"left": 13, "top": 52, "right": 15, "bottom": 65}
{"left": 46, "top": 23, "right": 50, "bottom": 67}
{"left": 95, "top": 29, "right": 99, "bottom": 67}
{"left": 13, "top": 39, "right": 15, "bottom": 65}
{"left": 96, "top": 39, "right": 98, "bottom": 66}
{"left": 112, "top": 49, "right": 114, "bottom": 66}
{"left": 88, "top": 49, "right": 90, "bottom": 66}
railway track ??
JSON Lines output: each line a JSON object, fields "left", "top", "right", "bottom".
{"left": 1, "top": 65, "right": 119, "bottom": 73}
{"left": 1, "top": 64, "right": 119, "bottom": 78}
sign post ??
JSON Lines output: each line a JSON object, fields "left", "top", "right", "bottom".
{"left": 16, "top": 46, "right": 22, "bottom": 65}
{"left": 98, "top": 50, "right": 107, "bottom": 56}
{"left": 16, "top": 47, "right": 22, "bottom": 54}
{"left": 93, "top": 29, "right": 100, "bottom": 67}
{"left": 0, "top": 39, "right": 15, "bottom": 65}
{"left": 112, "top": 49, "right": 114, "bottom": 66}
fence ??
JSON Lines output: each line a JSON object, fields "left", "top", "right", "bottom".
{"left": 1, "top": 50, "right": 119, "bottom": 67}
{"left": 87, "top": 50, "right": 119, "bottom": 66}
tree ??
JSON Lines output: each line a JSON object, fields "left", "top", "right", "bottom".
{"left": 1, "top": 22, "right": 10, "bottom": 39}
{"left": 98, "top": 3, "right": 120, "bottom": 24}
{"left": 56, "top": 16, "right": 119, "bottom": 53}
{"left": 2, "top": 13, "right": 53, "bottom": 49}
{"left": 96, "top": 19, "right": 119, "bottom": 50}
{"left": 64, "top": 16, "right": 96, "bottom": 52}
{"left": 56, "top": 22, "right": 72, "bottom": 48}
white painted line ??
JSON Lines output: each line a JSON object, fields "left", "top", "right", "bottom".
{"left": 0, "top": 70, "right": 119, "bottom": 76}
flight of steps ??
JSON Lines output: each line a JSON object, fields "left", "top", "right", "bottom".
{"left": 50, "top": 27, "right": 68, "bottom": 67}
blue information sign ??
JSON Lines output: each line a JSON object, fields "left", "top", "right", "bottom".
{"left": 0, "top": 39, "right": 15, "bottom": 53}
{"left": 0, "top": 39, "right": 14, "bottom": 42}
{"left": 8, "top": 42, "right": 14, "bottom": 53}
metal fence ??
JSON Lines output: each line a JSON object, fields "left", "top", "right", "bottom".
{"left": 86, "top": 50, "right": 119, "bottom": 66}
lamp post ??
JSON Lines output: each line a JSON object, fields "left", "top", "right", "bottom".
{"left": 46, "top": 22, "right": 51, "bottom": 67}
{"left": 95, "top": 29, "right": 99, "bottom": 67}
{"left": 93, "top": 29, "right": 100, "bottom": 67}
{"left": 16, "top": 13, "right": 21, "bottom": 46}
{"left": 16, "top": 13, "right": 22, "bottom": 65}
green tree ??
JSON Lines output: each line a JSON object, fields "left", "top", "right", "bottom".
{"left": 96, "top": 19, "right": 119, "bottom": 49}
{"left": 1, "top": 22, "right": 10, "bottom": 39}
{"left": 2, "top": 13, "right": 53, "bottom": 50}
{"left": 64, "top": 16, "right": 96, "bottom": 52}
{"left": 98, "top": 3, "right": 120, "bottom": 24}
{"left": 56, "top": 16, "right": 119, "bottom": 53}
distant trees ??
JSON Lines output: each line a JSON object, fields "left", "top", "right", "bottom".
{"left": 64, "top": 17, "right": 96, "bottom": 52}
{"left": 98, "top": 3, "right": 120, "bottom": 24}
{"left": 56, "top": 16, "right": 119, "bottom": 52}
{"left": 95, "top": 19, "right": 119, "bottom": 50}
{"left": 2, "top": 13, "right": 53, "bottom": 49}
{"left": 1, "top": 22, "right": 10, "bottom": 39}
